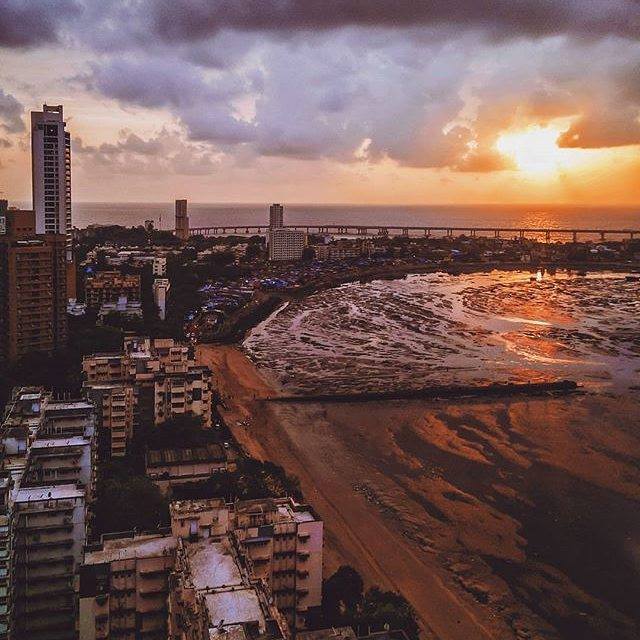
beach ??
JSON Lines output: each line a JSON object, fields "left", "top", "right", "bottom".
{"left": 197, "top": 343, "right": 640, "bottom": 640}
{"left": 197, "top": 344, "right": 498, "bottom": 640}
{"left": 195, "top": 270, "right": 640, "bottom": 640}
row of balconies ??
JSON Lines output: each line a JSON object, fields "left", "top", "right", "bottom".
{"left": 14, "top": 537, "right": 74, "bottom": 550}
{"left": 19, "top": 521, "right": 74, "bottom": 533}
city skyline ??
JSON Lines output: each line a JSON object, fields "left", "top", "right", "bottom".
{"left": 1, "top": 4, "right": 639, "bottom": 639}
{"left": 1, "top": 2, "right": 640, "bottom": 206}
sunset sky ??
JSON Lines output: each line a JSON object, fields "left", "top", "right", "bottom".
{"left": 1, "top": 1, "right": 639, "bottom": 205}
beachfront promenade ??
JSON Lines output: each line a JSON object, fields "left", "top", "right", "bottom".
{"left": 189, "top": 223, "right": 640, "bottom": 242}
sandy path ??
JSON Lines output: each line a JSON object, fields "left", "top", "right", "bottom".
{"left": 197, "top": 344, "right": 496, "bottom": 640}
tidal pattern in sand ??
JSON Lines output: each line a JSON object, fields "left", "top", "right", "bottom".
{"left": 244, "top": 270, "right": 640, "bottom": 393}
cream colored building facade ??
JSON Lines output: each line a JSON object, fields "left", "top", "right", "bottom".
{"left": 170, "top": 497, "right": 323, "bottom": 631}
{"left": 83, "top": 338, "right": 213, "bottom": 458}
{"left": 79, "top": 532, "right": 177, "bottom": 640}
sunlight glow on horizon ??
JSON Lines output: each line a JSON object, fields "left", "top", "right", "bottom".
{"left": 495, "top": 123, "right": 579, "bottom": 177}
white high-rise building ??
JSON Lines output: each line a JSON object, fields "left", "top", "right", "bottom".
{"left": 269, "top": 228, "right": 307, "bottom": 261}
{"left": 31, "top": 104, "right": 72, "bottom": 260}
{"left": 153, "top": 277, "right": 171, "bottom": 320}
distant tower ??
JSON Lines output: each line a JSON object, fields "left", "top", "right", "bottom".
{"left": 31, "top": 104, "right": 72, "bottom": 259}
{"left": 269, "top": 203, "right": 284, "bottom": 229}
{"left": 175, "top": 199, "right": 189, "bottom": 241}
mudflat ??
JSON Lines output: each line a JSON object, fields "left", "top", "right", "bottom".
{"left": 198, "top": 344, "right": 640, "bottom": 640}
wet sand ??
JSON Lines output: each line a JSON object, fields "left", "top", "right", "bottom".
{"left": 244, "top": 271, "right": 640, "bottom": 394}
{"left": 197, "top": 345, "right": 640, "bottom": 640}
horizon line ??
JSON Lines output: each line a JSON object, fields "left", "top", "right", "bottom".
{"left": 9, "top": 200, "right": 640, "bottom": 209}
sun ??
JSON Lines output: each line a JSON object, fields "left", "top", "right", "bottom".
{"left": 495, "top": 124, "right": 568, "bottom": 176}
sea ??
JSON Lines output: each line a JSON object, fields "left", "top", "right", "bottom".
{"left": 64, "top": 203, "right": 640, "bottom": 232}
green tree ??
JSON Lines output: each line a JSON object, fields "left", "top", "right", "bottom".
{"left": 144, "top": 414, "right": 211, "bottom": 450}
{"left": 323, "top": 565, "right": 364, "bottom": 620}
{"left": 357, "top": 587, "right": 420, "bottom": 640}
{"left": 320, "top": 567, "right": 420, "bottom": 640}
{"left": 95, "top": 459, "right": 169, "bottom": 534}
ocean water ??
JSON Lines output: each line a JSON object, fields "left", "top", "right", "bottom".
{"left": 68, "top": 202, "right": 640, "bottom": 231}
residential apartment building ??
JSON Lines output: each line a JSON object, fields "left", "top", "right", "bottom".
{"left": 268, "top": 228, "right": 307, "bottom": 262}
{"left": 11, "top": 484, "right": 87, "bottom": 639}
{"left": 79, "top": 531, "right": 177, "bottom": 640}
{"left": 0, "top": 208, "right": 67, "bottom": 362}
{"left": 269, "top": 203, "right": 284, "bottom": 229}
{"left": 83, "top": 338, "right": 213, "bottom": 459}
{"left": 168, "top": 532, "right": 288, "bottom": 640}
{"left": 152, "top": 256, "right": 167, "bottom": 276}
{"left": 152, "top": 277, "right": 170, "bottom": 320}
{"left": 175, "top": 199, "right": 189, "bottom": 242}
{"left": 0, "top": 482, "right": 10, "bottom": 640}
{"left": 31, "top": 105, "right": 72, "bottom": 258}
{"left": 0, "top": 387, "right": 96, "bottom": 640}
{"left": 31, "top": 104, "right": 75, "bottom": 298}
{"left": 97, "top": 295, "right": 143, "bottom": 322}
{"left": 84, "top": 384, "right": 135, "bottom": 458}
{"left": 145, "top": 444, "right": 228, "bottom": 495}
{"left": 170, "top": 497, "right": 323, "bottom": 631}
{"left": 85, "top": 271, "right": 141, "bottom": 307}
{"left": 79, "top": 497, "right": 318, "bottom": 640}
{"left": 314, "top": 241, "right": 373, "bottom": 261}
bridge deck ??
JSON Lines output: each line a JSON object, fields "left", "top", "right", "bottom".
{"left": 188, "top": 223, "right": 640, "bottom": 239}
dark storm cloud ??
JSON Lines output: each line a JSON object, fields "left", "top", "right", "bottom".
{"left": 2, "top": 0, "right": 638, "bottom": 49}
{"left": 149, "top": 0, "right": 640, "bottom": 41}
{"left": 0, "top": 0, "right": 79, "bottom": 48}
{"left": 5, "top": 0, "right": 639, "bottom": 173}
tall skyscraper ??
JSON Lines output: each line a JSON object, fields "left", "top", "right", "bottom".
{"left": 31, "top": 104, "right": 76, "bottom": 299}
{"left": 31, "top": 105, "right": 72, "bottom": 259}
{"left": 175, "top": 198, "right": 189, "bottom": 241}
{"left": 269, "top": 202, "right": 284, "bottom": 228}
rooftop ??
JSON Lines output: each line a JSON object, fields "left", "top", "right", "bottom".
{"left": 18, "top": 393, "right": 42, "bottom": 401}
{"left": 45, "top": 401, "right": 94, "bottom": 412}
{"left": 204, "top": 588, "right": 265, "bottom": 630}
{"left": 147, "top": 444, "right": 225, "bottom": 467}
{"left": 15, "top": 485, "right": 84, "bottom": 503}
{"left": 187, "top": 538, "right": 243, "bottom": 591}
{"left": 170, "top": 498, "right": 226, "bottom": 518}
{"left": 85, "top": 533, "right": 176, "bottom": 565}
{"left": 31, "top": 436, "right": 90, "bottom": 450}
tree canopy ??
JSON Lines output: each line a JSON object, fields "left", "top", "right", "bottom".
{"left": 321, "top": 566, "right": 420, "bottom": 640}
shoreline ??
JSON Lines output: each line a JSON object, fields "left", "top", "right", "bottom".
{"left": 197, "top": 344, "right": 640, "bottom": 640}
{"left": 268, "top": 380, "right": 579, "bottom": 403}
{"left": 198, "top": 344, "right": 500, "bottom": 640}
{"left": 196, "top": 267, "right": 640, "bottom": 640}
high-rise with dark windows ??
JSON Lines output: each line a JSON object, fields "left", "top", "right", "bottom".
{"left": 269, "top": 202, "right": 284, "bottom": 228}
{"left": 0, "top": 209, "right": 68, "bottom": 363}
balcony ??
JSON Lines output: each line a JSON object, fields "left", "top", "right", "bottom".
{"left": 15, "top": 538, "right": 73, "bottom": 551}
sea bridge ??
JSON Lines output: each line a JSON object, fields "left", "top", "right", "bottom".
{"left": 189, "top": 224, "right": 640, "bottom": 242}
